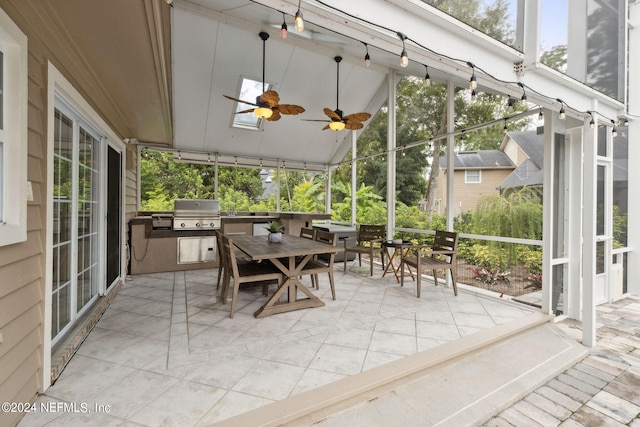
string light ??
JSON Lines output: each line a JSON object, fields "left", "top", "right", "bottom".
{"left": 470, "top": 89, "right": 477, "bottom": 102}
{"left": 538, "top": 107, "right": 544, "bottom": 121}
{"left": 207, "top": 153, "right": 211, "bottom": 163}
{"left": 178, "top": 150, "right": 182, "bottom": 160}
{"left": 611, "top": 120, "right": 617, "bottom": 137}
{"left": 234, "top": 156, "right": 238, "bottom": 165}
{"left": 503, "top": 118, "right": 508, "bottom": 133}
{"left": 507, "top": 97, "right": 514, "bottom": 111}
{"left": 517, "top": 82, "right": 527, "bottom": 106}
{"left": 557, "top": 99, "right": 566, "bottom": 120}
{"left": 294, "top": 0, "right": 304, "bottom": 32}
{"left": 280, "top": 12, "right": 288, "bottom": 39}
{"left": 363, "top": 42, "right": 370, "bottom": 68}
{"left": 467, "top": 62, "right": 477, "bottom": 90}
{"left": 424, "top": 64, "right": 431, "bottom": 86}
{"left": 259, "top": 159, "right": 263, "bottom": 167}
{"left": 587, "top": 111, "right": 595, "bottom": 129}
{"left": 397, "top": 32, "right": 409, "bottom": 67}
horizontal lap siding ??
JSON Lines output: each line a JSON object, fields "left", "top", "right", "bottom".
{"left": 0, "top": 21, "right": 47, "bottom": 425}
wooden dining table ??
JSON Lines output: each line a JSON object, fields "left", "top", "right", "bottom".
{"left": 231, "top": 233, "right": 342, "bottom": 318}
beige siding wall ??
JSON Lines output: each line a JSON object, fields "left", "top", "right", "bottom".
{"left": 502, "top": 139, "right": 529, "bottom": 165}
{"left": 434, "top": 168, "right": 513, "bottom": 215}
{"left": 0, "top": 45, "right": 47, "bottom": 427}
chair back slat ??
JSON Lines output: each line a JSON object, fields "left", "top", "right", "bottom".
{"left": 315, "top": 230, "right": 338, "bottom": 246}
{"left": 300, "top": 227, "right": 316, "bottom": 240}
{"left": 358, "top": 224, "right": 385, "bottom": 242}
{"left": 430, "top": 230, "right": 458, "bottom": 265}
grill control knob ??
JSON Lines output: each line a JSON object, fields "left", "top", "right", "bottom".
{"left": 210, "top": 222, "right": 215, "bottom": 228}
{"left": 180, "top": 223, "right": 186, "bottom": 228}
{"left": 196, "top": 223, "right": 201, "bottom": 228}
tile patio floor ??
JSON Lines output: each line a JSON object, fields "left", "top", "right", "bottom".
{"left": 17, "top": 264, "right": 535, "bottom": 426}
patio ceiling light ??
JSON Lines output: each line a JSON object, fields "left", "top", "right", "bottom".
{"left": 397, "top": 32, "right": 409, "bottom": 67}
{"left": 295, "top": 0, "right": 304, "bottom": 32}
{"left": 254, "top": 107, "right": 273, "bottom": 119}
{"left": 329, "top": 121, "right": 346, "bottom": 131}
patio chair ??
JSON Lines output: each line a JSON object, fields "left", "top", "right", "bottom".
{"left": 400, "top": 230, "right": 459, "bottom": 298}
{"left": 300, "top": 230, "right": 338, "bottom": 299}
{"left": 343, "top": 224, "right": 386, "bottom": 276}
{"left": 219, "top": 234, "right": 283, "bottom": 318}
{"left": 299, "top": 227, "right": 316, "bottom": 240}
{"left": 215, "top": 231, "right": 249, "bottom": 290}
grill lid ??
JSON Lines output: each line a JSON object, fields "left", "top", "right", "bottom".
{"left": 174, "top": 199, "right": 220, "bottom": 216}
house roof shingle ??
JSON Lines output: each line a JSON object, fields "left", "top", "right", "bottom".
{"left": 439, "top": 150, "right": 514, "bottom": 169}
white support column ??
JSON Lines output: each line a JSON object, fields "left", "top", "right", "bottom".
{"left": 387, "top": 71, "right": 397, "bottom": 239}
{"left": 351, "top": 132, "right": 357, "bottom": 225}
{"left": 627, "top": 1, "right": 640, "bottom": 294}
{"left": 276, "top": 162, "right": 281, "bottom": 212}
{"left": 541, "top": 109, "right": 554, "bottom": 316}
{"left": 521, "top": 0, "right": 540, "bottom": 66}
{"left": 445, "top": 82, "right": 455, "bottom": 231}
{"left": 325, "top": 166, "right": 332, "bottom": 216}
{"left": 582, "top": 101, "right": 598, "bottom": 347}
{"left": 214, "top": 153, "right": 219, "bottom": 200}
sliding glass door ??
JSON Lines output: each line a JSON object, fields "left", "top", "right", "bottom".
{"left": 52, "top": 106, "right": 101, "bottom": 345}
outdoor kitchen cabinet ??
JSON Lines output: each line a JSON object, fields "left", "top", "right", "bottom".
{"left": 129, "top": 217, "right": 219, "bottom": 274}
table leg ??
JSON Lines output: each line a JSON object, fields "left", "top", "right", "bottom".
{"left": 254, "top": 255, "right": 325, "bottom": 318}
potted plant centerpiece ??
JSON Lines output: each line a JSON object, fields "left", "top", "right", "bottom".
{"left": 265, "top": 221, "right": 284, "bottom": 243}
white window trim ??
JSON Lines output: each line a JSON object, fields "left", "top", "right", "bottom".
{"left": 0, "top": 8, "right": 28, "bottom": 246}
{"left": 44, "top": 61, "right": 126, "bottom": 390}
{"left": 465, "top": 169, "right": 482, "bottom": 184}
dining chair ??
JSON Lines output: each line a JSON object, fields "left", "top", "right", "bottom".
{"left": 300, "top": 230, "right": 338, "bottom": 300}
{"left": 298, "top": 227, "right": 317, "bottom": 286}
{"left": 220, "top": 234, "right": 283, "bottom": 318}
{"left": 215, "top": 231, "right": 249, "bottom": 290}
{"left": 299, "top": 227, "right": 316, "bottom": 240}
{"left": 400, "top": 230, "right": 459, "bottom": 298}
{"left": 343, "top": 224, "right": 386, "bottom": 276}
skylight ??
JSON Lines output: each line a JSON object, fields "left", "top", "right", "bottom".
{"left": 232, "top": 78, "right": 271, "bottom": 129}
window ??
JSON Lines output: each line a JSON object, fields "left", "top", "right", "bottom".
{"left": 232, "top": 77, "right": 271, "bottom": 130}
{"left": 0, "top": 9, "right": 28, "bottom": 246}
{"left": 465, "top": 169, "right": 481, "bottom": 183}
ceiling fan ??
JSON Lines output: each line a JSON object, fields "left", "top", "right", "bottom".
{"left": 223, "top": 32, "right": 305, "bottom": 121}
{"left": 304, "top": 56, "right": 371, "bottom": 131}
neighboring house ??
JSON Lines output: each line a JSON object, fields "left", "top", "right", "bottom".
{"left": 434, "top": 150, "right": 515, "bottom": 215}
{"left": 433, "top": 131, "right": 545, "bottom": 215}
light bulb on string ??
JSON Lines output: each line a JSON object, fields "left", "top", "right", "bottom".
{"left": 538, "top": 108, "right": 544, "bottom": 122}
{"left": 363, "top": 43, "right": 370, "bottom": 68}
{"left": 397, "top": 32, "right": 409, "bottom": 67}
{"left": 503, "top": 118, "right": 508, "bottom": 133}
{"left": 280, "top": 12, "right": 288, "bottom": 39}
{"left": 294, "top": 0, "right": 304, "bottom": 32}
{"left": 517, "top": 82, "right": 527, "bottom": 106}
{"left": 424, "top": 64, "right": 431, "bottom": 86}
{"left": 470, "top": 89, "right": 477, "bottom": 102}
{"left": 556, "top": 99, "right": 566, "bottom": 120}
{"left": 467, "top": 62, "right": 477, "bottom": 90}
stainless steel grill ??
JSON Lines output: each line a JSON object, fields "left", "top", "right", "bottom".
{"left": 173, "top": 199, "right": 221, "bottom": 230}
